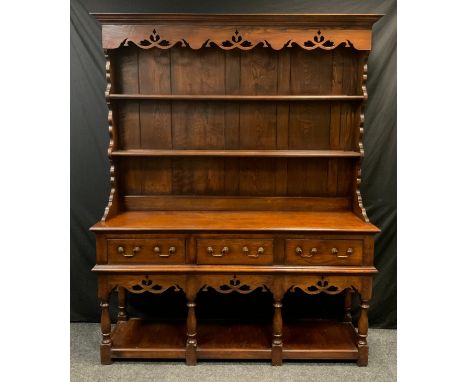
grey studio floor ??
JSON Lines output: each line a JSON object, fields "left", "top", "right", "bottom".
{"left": 71, "top": 323, "right": 396, "bottom": 382}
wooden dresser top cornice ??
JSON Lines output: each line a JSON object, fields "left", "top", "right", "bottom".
{"left": 93, "top": 13, "right": 383, "bottom": 51}
{"left": 91, "top": 13, "right": 383, "bottom": 28}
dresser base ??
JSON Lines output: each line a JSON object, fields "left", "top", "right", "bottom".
{"left": 106, "top": 318, "right": 360, "bottom": 365}
{"left": 96, "top": 270, "right": 373, "bottom": 366}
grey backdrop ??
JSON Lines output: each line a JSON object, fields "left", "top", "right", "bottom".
{"left": 71, "top": 0, "right": 396, "bottom": 328}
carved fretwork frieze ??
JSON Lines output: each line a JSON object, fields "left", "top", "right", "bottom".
{"left": 109, "top": 275, "right": 185, "bottom": 295}
{"left": 107, "top": 26, "right": 371, "bottom": 51}
{"left": 200, "top": 275, "right": 270, "bottom": 295}
{"left": 288, "top": 276, "right": 359, "bottom": 296}
{"left": 206, "top": 30, "right": 254, "bottom": 50}
{"left": 122, "top": 29, "right": 189, "bottom": 50}
{"left": 102, "top": 274, "right": 367, "bottom": 298}
{"left": 287, "top": 30, "right": 352, "bottom": 50}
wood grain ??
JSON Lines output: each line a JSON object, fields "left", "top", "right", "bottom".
{"left": 123, "top": 195, "right": 352, "bottom": 211}
{"left": 138, "top": 49, "right": 172, "bottom": 149}
{"left": 114, "top": 46, "right": 140, "bottom": 149}
{"left": 91, "top": 210, "right": 380, "bottom": 233}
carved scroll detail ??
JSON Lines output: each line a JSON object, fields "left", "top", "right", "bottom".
{"left": 287, "top": 30, "right": 352, "bottom": 50}
{"left": 289, "top": 276, "right": 356, "bottom": 295}
{"left": 120, "top": 28, "right": 356, "bottom": 51}
{"left": 101, "top": 50, "right": 118, "bottom": 221}
{"left": 119, "top": 276, "right": 182, "bottom": 294}
{"left": 201, "top": 275, "right": 268, "bottom": 294}
{"left": 354, "top": 55, "right": 370, "bottom": 222}
{"left": 205, "top": 30, "right": 256, "bottom": 50}
{"left": 122, "top": 29, "right": 188, "bottom": 50}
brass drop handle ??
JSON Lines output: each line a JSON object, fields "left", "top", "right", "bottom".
{"left": 243, "top": 246, "right": 256, "bottom": 258}
{"left": 243, "top": 246, "right": 264, "bottom": 258}
{"left": 208, "top": 246, "right": 229, "bottom": 257}
{"left": 332, "top": 247, "right": 353, "bottom": 258}
{"left": 153, "top": 246, "right": 176, "bottom": 258}
{"left": 118, "top": 246, "right": 140, "bottom": 258}
{"left": 296, "top": 246, "right": 316, "bottom": 258}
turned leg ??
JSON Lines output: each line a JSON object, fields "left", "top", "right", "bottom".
{"left": 357, "top": 297, "right": 370, "bottom": 366}
{"left": 186, "top": 299, "right": 197, "bottom": 366}
{"left": 100, "top": 294, "right": 112, "bottom": 365}
{"left": 117, "top": 286, "right": 128, "bottom": 322}
{"left": 272, "top": 300, "right": 283, "bottom": 366}
{"left": 344, "top": 288, "right": 354, "bottom": 323}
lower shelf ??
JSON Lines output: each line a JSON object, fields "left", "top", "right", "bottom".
{"left": 283, "top": 320, "right": 358, "bottom": 360}
{"left": 111, "top": 319, "right": 186, "bottom": 359}
{"left": 110, "top": 318, "right": 358, "bottom": 361}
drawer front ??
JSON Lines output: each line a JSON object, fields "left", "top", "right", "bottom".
{"left": 197, "top": 238, "right": 273, "bottom": 265}
{"left": 107, "top": 238, "right": 185, "bottom": 264}
{"left": 285, "top": 239, "right": 363, "bottom": 266}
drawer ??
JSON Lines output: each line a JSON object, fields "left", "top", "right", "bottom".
{"left": 285, "top": 239, "right": 363, "bottom": 266}
{"left": 197, "top": 238, "right": 273, "bottom": 265}
{"left": 107, "top": 238, "right": 185, "bottom": 264}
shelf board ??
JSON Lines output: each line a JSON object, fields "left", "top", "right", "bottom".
{"left": 111, "top": 149, "right": 361, "bottom": 158}
{"left": 283, "top": 320, "right": 358, "bottom": 359}
{"left": 110, "top": 318, "right": 358, "bottom": 361}
{"left": 108, "top": 94, "right": 364, "bottom": 101}
{"left": 197, "top": 320, "right": 272, "bottom": 359}
{"left": 111, "top": 319, "right": 186, "bottom": 359}
{"left": 91, "top": 210, "right": 380, "bottom": 233}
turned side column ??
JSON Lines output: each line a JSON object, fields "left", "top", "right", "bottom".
{"left": 271, "top": 280, "right": 284, "bottom": 366}
{"left": 272, "top": 299, "right": 283, "bottom": 366}
{"left": 98, "top": 280, "right": 112, "bottom": 365}
{"left": 357, "top": 298, "right": 370, "bottom": 366}
{"left": 185, "top": 280, "right": 198, "bottom": 366}
{"left": 117, "top": 286, "right": 128, "bottom": 322}
{"left": 186, "top": 300, "right": 197, "bottom": 366}
{"left": 344, "top": 288, "right": 354, "bottom": 323}
{"left": 356, "top": 277, "right": 372, "bottom": 366}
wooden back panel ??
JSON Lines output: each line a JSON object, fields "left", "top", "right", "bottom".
{"left": 112, "top": 46, "right": 364, "bottom": 151}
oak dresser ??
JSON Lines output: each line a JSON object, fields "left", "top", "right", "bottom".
{"left": 90, "top": 13, "right": 382, "bottom": 366}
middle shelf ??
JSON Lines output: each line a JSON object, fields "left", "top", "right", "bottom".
{"left": 108, "top": 94, "right": 365, "bottom": 101}
{"left": 111, "top": 149, "right": 361, "bottom": 158}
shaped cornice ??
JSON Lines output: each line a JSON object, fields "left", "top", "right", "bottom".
{"left": 92, "top": 13, "right": 383, "bottom": 27}
{"left": 99, "top": 24, "right": 377, "bottom": 51}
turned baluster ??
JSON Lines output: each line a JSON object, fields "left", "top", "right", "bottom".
{"left": 357, "top": 298, "right": 370, "bottom": 366}
{"left": 117, "top": 286, "right": 128, "bottom": 321}
{"left": 272, "top": 300, "right": 283, "bottom": 366}
{"left": 100, "top": 295, "right": 112, "bottom": 365}
{"left": 186, "top": 299, "right": 197, "bottom": 366}
{"left": 344, "top": 288, "right": 353, "bottom": 323}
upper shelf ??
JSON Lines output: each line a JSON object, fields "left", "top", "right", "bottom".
{"left": 111, "top": 150, "right": 361, "bottom": 158}
{"left": 108, "top": 94, "right": 365, "bottom": 101}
